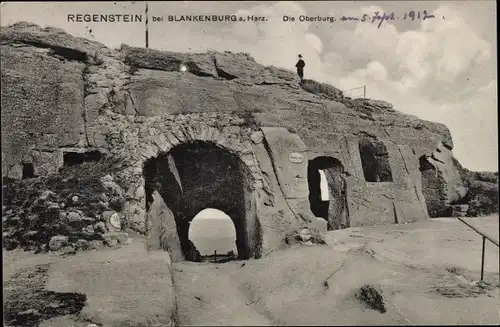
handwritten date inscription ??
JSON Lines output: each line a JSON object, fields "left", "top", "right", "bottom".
{"left": 346, "top": 11, "right": 436, "bottom": 28}
{"left": 284, "top": 11, "right": 438, "bottom": 29}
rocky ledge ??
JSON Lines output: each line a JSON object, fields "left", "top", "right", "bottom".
{"left": 1, "top": 22, "right": 496, "bottom": 255}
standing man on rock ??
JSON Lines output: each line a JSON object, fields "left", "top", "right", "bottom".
{"left": 295, "top": 54, "right": 305, "bottom": 83}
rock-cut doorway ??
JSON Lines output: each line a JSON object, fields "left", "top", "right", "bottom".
{"left": 307, "top": 156, "right": 350, "bottom": 230}
{"left": 144, "top": 141, "right": 260, "bottom": 261}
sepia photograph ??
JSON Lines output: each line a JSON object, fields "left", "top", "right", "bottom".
{"left": 1, "top": 1, "right": 498, "bottom": 326}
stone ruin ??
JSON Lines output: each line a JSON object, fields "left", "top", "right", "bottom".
{"left": 1, "top": 22, "right": 472, "bottom": 260}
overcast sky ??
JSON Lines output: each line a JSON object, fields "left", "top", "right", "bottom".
{"left": 1, "top": 1, "right": 497, "bottom": 171}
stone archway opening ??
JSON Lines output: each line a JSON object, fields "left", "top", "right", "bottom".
{"left": 144, "top": 141, "right": 260, "bottom": 262}
{"left": 308, "top": 156, "right": 349, "bottom": 230}
{"left": 188, "top": 209, "right": 238, "bottom": 263}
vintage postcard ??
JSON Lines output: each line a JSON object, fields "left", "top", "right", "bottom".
{"left": 1, "top": 1, "right": 498, "bottom": 326}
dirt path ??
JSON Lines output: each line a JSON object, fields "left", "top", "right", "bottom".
{"left": 171, "top": 216, "right": 499, "bottom": 326}
{"left": 4, "top": 239, "right": 177, "bottom": 327}
{"left": 3, "top": 215, "right": 499, "bottom": 326}
{"left": 331, "top": 215, "right": 500, "bottom": 274}
{"left": 172, "top": 261, "right": 273, "bottom": 326}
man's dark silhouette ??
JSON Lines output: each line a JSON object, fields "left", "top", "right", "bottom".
{"left": 295, "top": 54, "right": 305, "bottom": 83}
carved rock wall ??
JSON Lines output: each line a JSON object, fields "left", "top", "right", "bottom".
{"left": 1, "top": 23, "right": 469, "bottom": 256}
{"left": 419, "top": 142, "right": 468, "bottom": 217}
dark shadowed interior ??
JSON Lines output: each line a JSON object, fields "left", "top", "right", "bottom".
{"left": 63, "top": 151, "right": 103, "bottom": 166}
{"left": 419, "top": 155, "right": 448, "bottom": 217}
{"left": 22, "top": 163, "right": 35, "bottom": 179}
{"left": 358, "top": 138, "right": 393, "bottom": 183}
{"left": 308, "top": 156, "right": 349, "bottom": 230}
{"left": 144, "top": 141, "right": 259, "bottom": 261}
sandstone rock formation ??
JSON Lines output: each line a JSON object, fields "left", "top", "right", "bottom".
{"left": 1, "top": 22, "right": 477, "bottom": 258}
{"left": 146, "top": 190, "right": 184, "bottom": 261}
{"left": 418, "top": 142, "right": 468, "bottom": 217}
{"left": 452, "top": 158, "right": 499, "bottom": 216}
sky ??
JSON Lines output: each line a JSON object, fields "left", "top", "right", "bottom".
{"left": 319, "top": 170, "right": 329, "bottom": 201}
{"left": 189, "top": 209, "right": 237, "bottom": 254}
{"left": 1, "top": 1, "right": 497, "bottom": 171}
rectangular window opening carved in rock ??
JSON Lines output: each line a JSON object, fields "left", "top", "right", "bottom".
{"left": 358, "top": 138, "right": 393, "bottom": 183}
{"left": 22, "top": 163, "right": 35, "bottom": 179}
{"left": 63, "top": 151, "right": 103, "bottom": 166}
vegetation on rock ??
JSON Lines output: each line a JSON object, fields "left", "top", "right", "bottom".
{"left": 300, "top": 79, "right": 344, "bottom": 100}
{"left": 355, "top": 284, "right": 386, "bottom": 314}
{"left": 2, "top": 157, "right": 124, "bottom": 252}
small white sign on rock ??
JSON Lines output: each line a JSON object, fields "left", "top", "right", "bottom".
{"left": 289, "top": 152, "right": 304, "bottom": 164}
{"left": 109, "top": 213, "right": 121, "bottom": 229}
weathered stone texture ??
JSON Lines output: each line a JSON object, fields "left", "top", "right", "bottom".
{"left": 128, "top": 70, "right": 240, "bottom": 116}
{"left": 251, "top": 140, "right": 303, "bottom": 254}
{"left": 2, "top": 23, "right": 475, "bottom": 257}
{"left": 146, "top": 191, "right": 183, "bottom": 261}
{"left": 122, "top": 45, "right": 218, "bottom": 77}
{"left": 1, "top": 44, "right": 86, "bottom": 175}
{"left": 261, "top": 127, "right": 309, "bottom": 199}
{"left": 0, "top": 22, "right": 109, "bottom": 62}
{"left": 31, "top": 150, "right": 64, "bottom": 176}
{"left": 419, "top": 142, "right": 467, "bottom": 217}
{"left": 453, "top": 159, "right": 499, "bottom": 216}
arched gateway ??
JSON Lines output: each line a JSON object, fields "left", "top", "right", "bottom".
{"left": 128, "top": 125, "right": 262, "bottom": 262}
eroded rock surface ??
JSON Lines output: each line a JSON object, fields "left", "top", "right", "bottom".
{"left": 146, "top": 191, "right": 184, "bottom": 261}
{"left": 453, "top": 159, "right": 499, "bottom": 216}
{"left": 1, "top": 22, "right": 481, "bottom": 256}
{"left": 419, "top": 142, "right": 468, "bottom": 217}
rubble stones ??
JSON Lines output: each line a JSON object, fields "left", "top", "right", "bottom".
{"left": 84, "top": 225, "right": 95, "bottom": 234}
{"left": 102, "top": 232, "right": 128, "bottom": 247}
{"left": 102, "top": 210, "right": 115, "bottom": 221}
{"left": 451, "top": 204, "right": 469, "bottom": 217}
{"left": 61, "top": 246, "right": 76, "bottom": 256}
{"left": 75, "top": 239, "right": 90, "bottom": 250}
{"left": 453, "top": 160, "right": 499, "bottom": 216}
{"left": 285, "top": 228, "right": 327, "bottom": 246}
{"left": 66, "top": 211, "right": 82, "bottom": 223}
{"left": 103, "top": 237, "right": 118, "bottom": 247}
{"left": 2, "top": 160, "right": 129, "bottom": 252}
{"left": 39, "top": 190, "right": 56, "bottom": 201}
{"left": 296, "top": 228, "right": 312, "bottom": 242}
{"left": 48, "top": 235, "right": 69, "bottom": 251}
{"left": 90, "top": 240, "right": 104, "bottom": 250}
{"left": 94, "top": 222, "right": 107, "bottom": 234}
